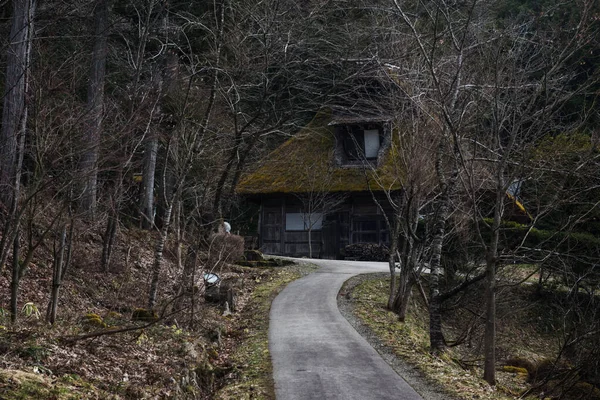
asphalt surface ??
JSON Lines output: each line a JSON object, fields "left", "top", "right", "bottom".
{"left": 269, "top": 258, "right": 424, "bottom": 400}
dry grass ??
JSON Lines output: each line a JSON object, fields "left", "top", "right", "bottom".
{"left": 345, "top": 275, "right": 566, "bottom": 400}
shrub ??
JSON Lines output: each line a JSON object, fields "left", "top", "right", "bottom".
{"left": 505, "top": 356, "right": 536, "bottom": 374}
{"left": 564, "top": 382, "right": 600, "bottom": 400}
{"left": 205, "top": 233, "right": 245, "bottom": 271}
{"left": 528, "top": 358, "right": 571, "bottom": 383}
{"left": 18, "top": 345, "right": 49, "bottom": 362}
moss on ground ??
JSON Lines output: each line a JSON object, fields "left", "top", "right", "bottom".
{"left": 0, "top": 370, "right": 111, "bottom": 400}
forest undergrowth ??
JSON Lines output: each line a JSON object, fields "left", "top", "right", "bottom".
{"left": 0, "top": 220, "right": 308, "bottom": 399}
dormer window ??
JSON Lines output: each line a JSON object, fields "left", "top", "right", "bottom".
{"left": 334, "top": 121, "right": 386, "bottom": 165}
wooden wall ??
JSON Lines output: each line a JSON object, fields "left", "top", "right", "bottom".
{"left": 259, "top": 193, "right": 393, "bottom": 258}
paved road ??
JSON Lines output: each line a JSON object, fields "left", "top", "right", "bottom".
{"left": 269, "top": 258, "right": 424, "bottom": 400}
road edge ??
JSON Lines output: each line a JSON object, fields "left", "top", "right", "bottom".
{"left": 337, "top": 272, "right": 458, "bottom": 400}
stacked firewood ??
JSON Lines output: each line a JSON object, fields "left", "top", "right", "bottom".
{"left": 343, "top": 243, "right": 389, "bottom": 261}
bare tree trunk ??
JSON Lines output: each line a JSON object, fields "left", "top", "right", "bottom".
{"left": 387, "top": 222, "right": 402, "bottom": 310}
{"left": 148, "top": 199, "right": 174, "bottom": 308}
{"left": 226, "top": 135, "right": 261, "bottom": 202}
{"left": 140, "top": 136, "right": 158, "bottom": 228}
{"left": 394, "top": 252, "right": 414, "bottom": 320}
{"left": 173, "top": 244, "right": 197, "bottom": 313}
{"left": 429, "top": 188, "right": 451, "bottom": 354}
{"left": 140, "top": 46, "right": 178, "bottom": 229}
{"left": 62, "top": 216, "right": 75, "bottom": 281}
{"left": 79, "top": 0, "right": 109, "bottom": 217}
{"left": 428, "top": 126, "right": 461, "bottom": 354}
{"left": 4, "top": 0, "right": 35, "bottom": 323}
{"left": 393, "top": 236, "right": 418, "bottom": 321}
{"left": 395, "top": 281, "right": 413, "bottom": 321}
{"left": 101, "top": 205, "right": 118, "bottom": 272}
{"left": 213, "top": 133, "right": 242, "bottom": 219}
{"left": 388, "top": 245, "right": 397, "bottom": 310}
{"left": 483, "top": 250, "right": 497, "bottom": 384}
{"left": 483, "top": 169, "right": 505, "bottom": 385}
{"left": 10, "top": 231, "right": 20, "bottom": 323}
{"left": 47, "top": 224, "right": 67, "bottom": 324}
{"left": 101, "top": 168, "right": 123, "bottom": 272}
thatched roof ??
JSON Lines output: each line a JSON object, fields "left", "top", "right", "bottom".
{"left": 236, "top": 113, "right": 402, "bottom": 195}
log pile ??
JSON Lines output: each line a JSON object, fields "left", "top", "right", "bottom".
{"left": 343, "top": 243, "right": 389, "bottom": 261}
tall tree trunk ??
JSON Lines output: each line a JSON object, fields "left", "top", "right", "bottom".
{"left": 388, "top": 242, "right": 397, "bottom": 310}
{"left": 226, "top": 134, "right": 261, "bottom": 202}
{"left": 148, "top": 198, "right": 174, "bottom": 308}
{"left": 429, "top": 181, "right": 452, "bottom": 354}
{"left": 394, "top": 242, "right": 415, "bottom": 321}
{"left": 483, "top": 171, "right": 505, "bottom": 385}
{"left": 483, "top": 251, "right": 497, "bottom": 384}
{"left": 140, "top": 136, "right": 158, "bottom": 228}
{"left": 101, "top": 168, "right": 123, "bottom": 272}
{"left": 10, "top": 230, "right": 20, "bottom": 323}
{"left": 0, "top": 0, "right": 35, "bottom": 209}
{"left": 3, "top": 0, "right": 35, "bottom": 311}
{"left": 428, "top": 211, "right": 447, "bottom": 354}
{"left": 428, "top": 132, "right": 461, "bottom": 354}
{"left": 213, "top": 133, "right": 241, "bottom": 219}
{"left": 394, "top": 237, "right": 418, "bottom": 320}
{"left": 140, "top": 47, "right": 178, "bottom": 229}
{"left": 79, "top": 0, "right": 109, "bottom": 217}
{"left": 387, "top": 221, "right": 402, "bottom": 310}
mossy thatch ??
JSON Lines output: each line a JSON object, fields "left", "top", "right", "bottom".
{"left": 236, "top": 113, "right": 402, "bottom": 194}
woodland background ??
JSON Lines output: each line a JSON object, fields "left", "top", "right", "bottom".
{"left": 0, "top": 0, "right": 599, "bottom": 398}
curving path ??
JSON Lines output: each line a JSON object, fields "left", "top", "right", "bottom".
{"left": 269, "top": 258, "right": 424, "bottom": 400}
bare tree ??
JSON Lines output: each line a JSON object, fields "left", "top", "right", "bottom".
{"left": 0, "top": 0, "right": 37, "bottom": 266}
{"left": 147, "top": 0, "right": 226, "bottom": 309}
{"left": 0, "top": 0, "right": 37, "bottom": 323}
{"left": 294, "top": 165, "right": 346, "bottom": 258}
{"left": 390, "top": 0, "right": 483, "bottom": 355}
{"left": 379, "top": 110, "right": 437, "bottom": 320}
{"left": 452, "top": 0, "right": 600, "bottom": 384}
{"left": 386, "top": 0, "right": 600, "bottom": 383}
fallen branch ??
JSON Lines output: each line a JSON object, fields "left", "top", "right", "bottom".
{"left": 60, "top": 294, "right": 186, "bottom": 343}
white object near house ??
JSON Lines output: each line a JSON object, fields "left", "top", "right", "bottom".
{"left": 203, "top": 273, "right": 220, "bottom": 286}
{"left": 223, "top": 221, "right": 231, "bottom": 233}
